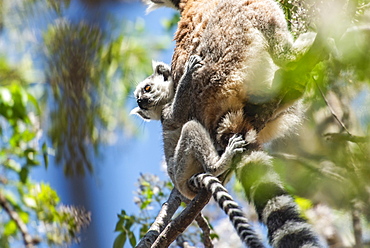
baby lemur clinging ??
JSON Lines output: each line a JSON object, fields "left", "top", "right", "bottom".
{"left": 131, "top": 55, "right": 246, "bottom": 200}
{"left": 131, "top": 56, "right": 266, "bottom": 247}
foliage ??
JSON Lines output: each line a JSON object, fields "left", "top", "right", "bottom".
{"left": 114, "top": 174, "right": 214, "bottom": 248}
{"left": 114, "top": 174, "right": 173, "bottom": 248}
{"left": 269, "top": 0, "right": 370, "bottom": 244}
{"left": 43, "top": 18, "right": 157, "bottom": 176}
{"left": 1, "top": 0, "right": 164, "bottom": 245}
{"left": 0, "top": 57, "right": 90, "bottom": 247}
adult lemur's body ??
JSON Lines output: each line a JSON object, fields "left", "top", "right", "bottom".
{"left": 132, "top": 56, "right": 265, "bottom": 247}
{"left": 145, "top": 0, "right": 312, "bottom": 149}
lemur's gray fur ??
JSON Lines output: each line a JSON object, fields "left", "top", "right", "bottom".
{"left": 131, "top": 55, "right": 245, "bottom": 200}
{"left": 139, "top": 0, "right": 324, "bottom": 247}
{"left": 131, "top": 55, "right": 266, "bottom": 247}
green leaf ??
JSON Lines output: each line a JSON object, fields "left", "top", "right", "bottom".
{"left": 19, "top": 167, "right": 29, "bottom": 183}
{"left": 19, "top": 211, "right": 30, "bottom": 224}
{"left": 42, "top": 142, "right": 49, "bottom": 169}
{"left": 113, "top": 232, "right": 127, "bottom": 248}
{"left": 124, "top": 216, "right": 134, "bottom": 230}
{"left": 114, "top": 218, "right": 125, "bottom": 232}
{"left": 139, "top": 224, "right": 148, "bottom": 238}
{"left": 128, "top": 231, "right": 136, "bottom": 247}
{"left": 4, "top": 221, "right": 17, "bottom": 236}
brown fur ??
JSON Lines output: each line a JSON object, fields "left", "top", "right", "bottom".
{"left": 171, "top": 0, "right": 295, "bottom": 147}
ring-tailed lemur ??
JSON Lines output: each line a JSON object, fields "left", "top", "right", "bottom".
{"left": 131, "top": 55, "right": 248, "bottom": 200}
{"left": 189, "top": 173, "right": 265, "bottom": 248}
{"left": 131, "top": 56, "right": 323, "bottom": 247}
{"left": 131, "top": 55, "right": 266, "bottom": 247}
{"left": 141, "top": 1, "right": 323, "bottom": 246}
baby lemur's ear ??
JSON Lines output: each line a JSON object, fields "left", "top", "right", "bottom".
{"left": 152, "top": 61, "right": 171, "bottom": 81}
{"left": 130, "top": 107, "right": 151, "bottom": 121}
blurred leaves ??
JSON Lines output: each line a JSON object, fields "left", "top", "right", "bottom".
{"left": 43, "top": 16, "right": 158, "bottom": 176}
{"left": 44, "top": 20, "right": 103, "bottom": 176}
{"left": 0, "top": 55, "right": 90, "bottom": 247}
{"left": 269, "top": 1, "right": 370, "bottom": 244}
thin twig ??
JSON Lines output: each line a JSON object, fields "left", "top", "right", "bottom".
{"left": 135, "top": 188, "right": 182, "bottom": 248}
{"left": 352, "top": 201, "right": 363, "bottom": 248}
{"left": 0, "top": 192, "right": 38, "bottom": 248}
{"left": 195, "top": 212, "right": 213, "bottom": 248}
{"left": 323, "top": 132, "right": 367, "bottom": 143}
{"left": 315, "top": 83, "right": 351, "bottom": 135}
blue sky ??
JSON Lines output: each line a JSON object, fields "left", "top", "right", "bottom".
{"left": 29, "top": 1, "right": 177, "bottom": 247}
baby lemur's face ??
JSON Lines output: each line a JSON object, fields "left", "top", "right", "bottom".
{"left": 130, "top": 61, "right": 174, "bottom": 120}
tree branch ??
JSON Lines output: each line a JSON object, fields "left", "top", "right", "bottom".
{"left": 136, "top": 188, "right": 182, "bottom": 248}
{"left": 0, "top": 192, "right": 39, "bottom": 248}
{"left": 195, "top": 212, "right": 213, "bottom": 248}
{"left": 352, "top": 201, "right": 363, "bottom": 248}
{"left": 152, "top": 189, "right": 212, "bottom": 248}
{"left": 324, "top": 132, "right": 368, "bottom": 143}
{"left": 316, "top": 82, "right": 352, "bottom": 135}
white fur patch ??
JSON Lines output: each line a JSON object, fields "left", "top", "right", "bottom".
{"left": 245, "top": 129, "right": 257, "bottom": 144}
{"left": 236, "top": 151, "right": 273, "bottom": 171}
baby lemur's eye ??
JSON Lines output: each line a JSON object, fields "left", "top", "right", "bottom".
{"left": 144, "top": 85, "right": 151, "bottom": 92}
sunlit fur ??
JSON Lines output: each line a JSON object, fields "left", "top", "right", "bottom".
{"left": 142, "top": 0, "right": 315, "bottom": 151}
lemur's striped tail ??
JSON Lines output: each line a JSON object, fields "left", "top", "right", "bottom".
{"left": 236, "top": 151, "right": 324, "bottom": 248}
{"left": 189, "top": 173, "right": 265, "bottom": 248}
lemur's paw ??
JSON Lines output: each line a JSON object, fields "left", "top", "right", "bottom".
{"left": 186, "top": 55, "right": 203, "bottom": 72}
{"left": 226, "top": 134, "right": 247, "bottom": 154}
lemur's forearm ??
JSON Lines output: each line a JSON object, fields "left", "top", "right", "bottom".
{"left": 171, "top": 55, "right": 201, "bottom": 123}
{"left": 170, "top": 72, "right": 193, "bottom": 123}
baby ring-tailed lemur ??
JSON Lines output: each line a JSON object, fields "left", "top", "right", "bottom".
{"left": 131, "top": 55, "right": 247, "bottom": 200}
{"left": 131, "top": 55, "right": 265, "bottom": 247}
{"left": 142, "top": 0, "right": 323, "bottom": 247}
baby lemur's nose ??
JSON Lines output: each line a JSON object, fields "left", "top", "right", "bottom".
{"left": 137, "top": 98, "right": 149, "bottom": 110}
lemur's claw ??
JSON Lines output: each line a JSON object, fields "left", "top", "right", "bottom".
{"left": 187, "top": 55, "right": 203, "bottom": 72}
{"left": 226, "top": 134, "right": 247, "bottom": 154}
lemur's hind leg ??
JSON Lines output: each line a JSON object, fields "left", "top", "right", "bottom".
{"left": 173, "top": 120, "right": 246, "bottom": 199}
